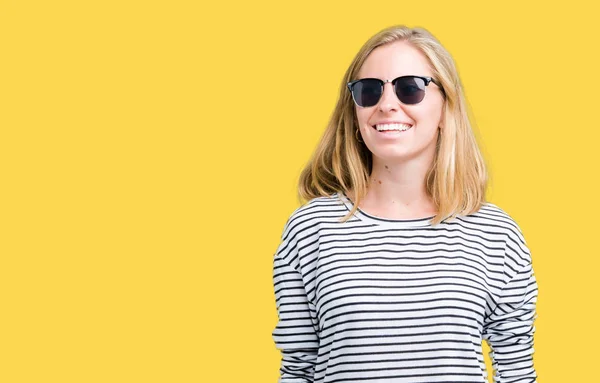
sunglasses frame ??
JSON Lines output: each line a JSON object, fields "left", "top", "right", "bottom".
{"left": 347, "top": 75, "right": 442, "bottom": 108}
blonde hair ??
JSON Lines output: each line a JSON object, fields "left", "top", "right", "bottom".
{"left": 298, "top": 25, "right": 489, "bottom": 226}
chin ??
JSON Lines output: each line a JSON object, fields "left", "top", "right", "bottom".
{"left": 370, "top": 145, "right": 434, "bottom": 163}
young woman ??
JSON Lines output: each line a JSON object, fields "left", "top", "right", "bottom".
{"left": 271, "top": 25, "right": 538, "bottom": 383}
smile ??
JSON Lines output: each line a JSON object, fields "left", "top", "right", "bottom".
{"left": 371, "top": 123, "right": 413, "bottom": 134}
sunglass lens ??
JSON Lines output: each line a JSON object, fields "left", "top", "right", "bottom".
{"left": 352, "top": 79, "right": 382, "bottom": 107}
{"left": 395, "top": 76, "right": 426, "bottom": 104}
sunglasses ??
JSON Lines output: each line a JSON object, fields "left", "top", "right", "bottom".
{"left": 347, "top": 75, "right": 442, "bottom": 108}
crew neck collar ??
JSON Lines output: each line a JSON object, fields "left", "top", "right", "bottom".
{"left": 337, "top": 192, "right": 435, "bottom": 229}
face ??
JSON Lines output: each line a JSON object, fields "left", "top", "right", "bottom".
{"left": 354, "top": 41, "right": 445, "bottom": 164}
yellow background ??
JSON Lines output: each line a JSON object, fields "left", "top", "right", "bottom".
{"left": 0, "top": 0, "right": 597, "bottom": 382}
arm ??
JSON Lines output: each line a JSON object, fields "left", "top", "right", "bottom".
{"left": 483, "top": 261, "right": 539, "bottom": 383}
{"left": 272, "top": 253, "right": 319, "bottom": 383}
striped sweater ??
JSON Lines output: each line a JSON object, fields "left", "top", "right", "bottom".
{"left": 271, "top": 192, "right": 538, "bottom": 383}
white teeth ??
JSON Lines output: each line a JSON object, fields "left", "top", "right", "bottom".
{"left": 375, "top": 123, "right": 412, "bottom": 132}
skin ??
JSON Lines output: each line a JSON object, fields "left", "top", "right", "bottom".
{"left": 348, "top": 40, "right": 445, "bottom": 219}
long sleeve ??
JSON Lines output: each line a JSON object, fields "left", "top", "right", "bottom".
{"left": 483, "top": 261, "right": 539, "bottom": 383}
{"left": 272, "top": 253, "right": 319, "bottom": 383}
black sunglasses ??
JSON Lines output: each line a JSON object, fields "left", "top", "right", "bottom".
{"left": 347, "top": 75, "right": 442, "bottom": 108}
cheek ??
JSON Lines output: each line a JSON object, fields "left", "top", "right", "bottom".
{"left": 417, "top": 103, "right": 444, "bottom": 125}
{"left": 355, "top": 109, "right": 371, "bottom": 129}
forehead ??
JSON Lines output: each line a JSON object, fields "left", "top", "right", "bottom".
{"left": 358, "top": 41, "right": 433, "bottom": 79}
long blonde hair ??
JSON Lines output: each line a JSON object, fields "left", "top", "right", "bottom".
{"left": 298, "top": 25, "right": 489, "bottom": 226}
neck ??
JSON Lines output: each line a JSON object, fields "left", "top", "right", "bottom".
{"left": 351, "top": 156, "right": 438, "bottom": 219}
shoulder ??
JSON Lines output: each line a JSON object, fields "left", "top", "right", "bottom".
{"left": 279, "top": 193, "right": 346, "bottom": 241}
{"left": 457, "top": 201, "right": 532, "bottom": 266}
{"left": 458, "top": 202, "right": 525, "bottom": 234}
{"left": 275, "top": 193, "right": 343, "bottom": 269}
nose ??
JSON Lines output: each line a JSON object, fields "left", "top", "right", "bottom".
{"left": 378, "top": 82, "right": 400, "bottom": 113}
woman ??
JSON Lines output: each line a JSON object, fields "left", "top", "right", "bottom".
{"left": 271, "top": 25, "right": 538, "bottom": 383}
